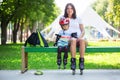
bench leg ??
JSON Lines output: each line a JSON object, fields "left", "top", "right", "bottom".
{"left": 21, "top": 47, "right": 28, "bottom": 73}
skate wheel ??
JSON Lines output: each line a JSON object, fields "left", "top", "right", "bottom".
{"left": 80, "top": 70, "right": 83, "bottom": 75}
{"left": 72, "top": 70, "right": 75, "bottom": 75}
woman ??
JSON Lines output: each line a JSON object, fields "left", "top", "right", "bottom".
{"left": 63, "top": 3, "right": 86, "bottom": 75}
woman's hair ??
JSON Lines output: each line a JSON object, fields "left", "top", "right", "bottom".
{"left": 64, "top": 3, "right": 76, "bottom": 19}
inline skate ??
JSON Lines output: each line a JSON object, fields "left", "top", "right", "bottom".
{"left": 79, "top": 58, "right": 84, "bottom": 75}
{"left": 63, "top": 58, "right": 67, "bottom": 69}
{"left": 71, "top": 58, "right": 76, "bottom": 75}
{"left": 57, "top": 58, "right": 61, "bottom": 69}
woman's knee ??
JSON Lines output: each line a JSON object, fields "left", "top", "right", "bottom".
{"left": 80, "top": 39, "right": 88, "bottom": 47}
{"left": 70, "top": 38, "right": 77, "bottom": 45}
{"left": 79, "top": 39, "right": 85, "bottom": 44}
{"left": 78, "top": 39, "right": 88, "bottom": 47}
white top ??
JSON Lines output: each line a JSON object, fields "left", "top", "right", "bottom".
{"left": 68, "top": 17, "right": 83, "bottom": 38}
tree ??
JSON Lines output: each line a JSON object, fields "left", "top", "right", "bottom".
{"left": 113, "top": 0, "right": 120, "bottom": 30}
{"left": 0, "top": 0, "right": 18, "bottom": 44}
{"left": 0, "top": 0, "right": 59, "bottom": 44}
{"left": 92, "top": 0, "right": 120, "bottom": 37}
{"left": 92, "top": 0, "right": 108, "bottom": 21}
{"left": 105, "top": 0, "right": 120, "bottom": 37}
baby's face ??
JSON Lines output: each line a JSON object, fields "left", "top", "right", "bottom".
{"left": 61, "top": 24, "right": 69, "bottom": 30}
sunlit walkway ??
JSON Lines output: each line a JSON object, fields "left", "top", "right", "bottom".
{"left": 0, "top": 69, "right": 120, "bottom": 80}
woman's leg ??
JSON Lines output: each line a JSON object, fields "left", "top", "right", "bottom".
{"left": 70, "top": 38, "right": 77, "bottom": 72}
{"left": 78, "top": 39, "right": 86, "bottom": 74}
{"left": 70, "top": 38, "right": 77, "bottom": 58}
{"left": 79, "top": 39, "right": 86, "bottom": 57}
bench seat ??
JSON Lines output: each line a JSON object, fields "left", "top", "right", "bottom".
{"left": 24, "top": 46, "right": 120, "bottom": 53}
{"left": 21, "top": 46, "right": 120, "bottom": 73}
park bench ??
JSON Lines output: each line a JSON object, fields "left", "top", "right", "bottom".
{"left": 21, "top": 46, "right": 120, "bottom": 73}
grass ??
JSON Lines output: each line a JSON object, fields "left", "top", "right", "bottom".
{"left": 0, "top": 41, "right": 120, "bottom": 70}
{"left": 88, "top": 41, "right": 120, "bottom": 46}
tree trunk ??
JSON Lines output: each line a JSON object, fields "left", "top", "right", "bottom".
{"left": 1, "top": 21, "right": 9, "bottom": 45}
{"left": 12, "top": 20, "right": 20, "bottom": 43}
{"left": 118, "top": 27, "right": 120, "bottom": 38}
{"left": 20, "top": 22, "right": 23, "bottom": 42}
{"left": 12, "top": 22, "right": 17, "bottom": 43}
{"left": 110, "top": 22, "right": 114, "bottom": 37}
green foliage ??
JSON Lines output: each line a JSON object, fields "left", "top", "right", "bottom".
{"left": 105, "top": 0, "right": 120, "bottom": 27}
{"left": 113, "top": 0, "right": 120, "bottom": 27}
{"left": 0, "top": 0, "right": 14, "bottom": 21}
{"left": 0, "top": 0, "right": 60, "bottom": 44}
{"left": 92, "top": 0, "right": 120, "bottom": 28}
{"left": 92, "top": 0, "right": 108, "bottom": 20}
{"left": 0, "top": 0, "right": 60, "bottom": 26}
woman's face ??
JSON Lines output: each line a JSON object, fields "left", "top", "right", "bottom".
{"left": 66, "top": 5, "right": 74, "bottom": 17}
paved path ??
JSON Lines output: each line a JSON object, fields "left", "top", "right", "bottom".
{"left": 0, "top": 69, "right": 120, "bottom": 80}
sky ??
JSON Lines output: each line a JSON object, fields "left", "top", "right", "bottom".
{"left": 54, "top": 0, "right": 97, "bottom": 15}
